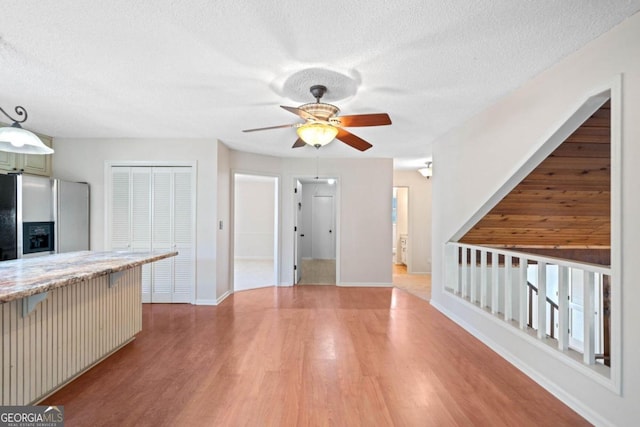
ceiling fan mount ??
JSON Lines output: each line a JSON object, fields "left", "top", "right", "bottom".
{"left": 242, "top": 84, "right": 392, "bottom": 151}
{"left": 309, "top": 84, "right": 328, "bottom": 102}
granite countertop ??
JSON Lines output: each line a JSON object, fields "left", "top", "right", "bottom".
{"left": 0, "top": 250, "right": 177, "bottom": 303}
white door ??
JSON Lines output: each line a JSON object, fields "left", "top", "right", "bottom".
{"left": 108, "top": 165, "right": 195, "bottom": 303}
{"left": 109, "top": 168, "right": 132, "bottom": 251}
{"left": 172, "top": 168, "right": 195, "bottom": 303}
{"left": 294, "top": 180, "right": 303, "bottom": 284}
{"left": 311, "top": 195, "right": 334, "bottom": 259}
{"left": 151, "top": 168, "right": 173, "bottom": 303}
{"left": 131, "top": 167, "right": 153, "bottom": 301}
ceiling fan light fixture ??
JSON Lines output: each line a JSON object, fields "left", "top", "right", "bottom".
{"left": 418, "top": 162, "right": 433, "bottom": 178}
{"left": 0, "top": 106, "right": 54, "bottom": 155}
{"left": 296, "top": 123, "right": 338, "bottom": 148}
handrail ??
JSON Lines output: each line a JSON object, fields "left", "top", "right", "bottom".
{"left": 445, "top": 241, "right": 611, "bottom": 374}
{"left": 454, "top": 242, "right": 611, "bottom": 275}
{"left": 527, "top": 281, "right": 559, "bottom": 339}
{"left": 527, "top": 281, "right": 559, "bottom": 310}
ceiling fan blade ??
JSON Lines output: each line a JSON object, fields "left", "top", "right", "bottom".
{"left": 280, "top": 105, "right": 320, "bottom": 121}
{"left": 242, "top": 123, "right": 297, "bottom": 133}
{"left": 333, "top": 113, "right": 392, "bottom": 127}
{"left": 336, "top": 128, "right": 373, "bottom": 152}
{"left": 292, "top": 138, "right": 306, "bottom": 148}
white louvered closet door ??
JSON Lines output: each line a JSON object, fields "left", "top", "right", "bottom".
{"left": 131, "top": 168, "right": 153, "bottom": 302}
{"left": 151, "top": 168, "right": 174, "bottom": 303}
{"left": 109, "top": 165, "right": 195, "bottom": 303}
{"left": 110, "top": 168, "right": 131, "bottom": 250}
{"left": 172, "top": 168, "right": 194, "bottom": 303}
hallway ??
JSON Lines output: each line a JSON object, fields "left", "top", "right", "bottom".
{"left": 393, "top": 264, "right": 431, "bottom": 301}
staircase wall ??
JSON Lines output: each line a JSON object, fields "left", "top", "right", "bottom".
{"left": 431, "top": 12, "right": 640, "bottom": 426}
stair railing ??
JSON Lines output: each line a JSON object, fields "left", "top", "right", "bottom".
{"left": 444, "top": 242, "right": 610, "bottom": 370}
{"left": 527, "top": 281, "right": 559, "bottom": 339}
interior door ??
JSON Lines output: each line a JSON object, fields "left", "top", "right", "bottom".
{"left": 311, "top": 195, "right": 334, "bottom": 259}
{"left": 109, "top": 165, "right": 195, "bottom": 304}
{"left": 294, "top": 180, "right": 302, "bottom": 284}
{"left": 172, "top": 168, "right": 195, "bottom": 303}
{"left": 131, "top": 167, "right": 153, "bottom": 302}
{"left": 151, "top": 168, "right": 173, "bottom": 303}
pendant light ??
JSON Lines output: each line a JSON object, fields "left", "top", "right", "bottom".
{"left": 418, "top": 162, "right": 433, "bottom": 178}
{"left": 0, "top": 106, "right": 54, "bottom": 155}
{"left": 296, "top": 122, "right": 339, "bottom": 148}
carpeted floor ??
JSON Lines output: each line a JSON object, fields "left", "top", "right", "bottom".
{"left": 393, "top": 264, "right": 431, "bottom": 301}
{"left": 298, "top": 259, "right": 336, "bottom": 284}
{"left": 298, "top": 261, "right": 431, "bottom": 301}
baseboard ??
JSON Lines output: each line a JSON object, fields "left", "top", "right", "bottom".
{"left": 216, "top": 290, "right": 232, "bottom": 305}
{"left": 194, "top": 290, "right": 233, "bottom": 306}
{"left": 194, "top": 298, "right": 218, "bottom": 306}
{"left": 337, "top": 282, "right": 393, "bottom": 287}
{"left": 429, "top": 299, "right": 612, "bottom": 427}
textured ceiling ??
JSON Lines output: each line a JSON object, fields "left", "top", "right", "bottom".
{"left": 0, "top": 1, "right": 638, "bottom": 169}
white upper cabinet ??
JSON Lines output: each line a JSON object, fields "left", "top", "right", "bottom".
{"left": 0, "top": 132, "right": 53, "bottom": 176}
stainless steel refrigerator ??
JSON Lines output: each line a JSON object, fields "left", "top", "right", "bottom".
{"left": 54, "top": 179, "right": 90, "bottom": 253}
{"left": 0, "top": 174, "right": 89, "bottom": 260}
{"left": 0, "top": 174, "right": 18, "bottom": 260}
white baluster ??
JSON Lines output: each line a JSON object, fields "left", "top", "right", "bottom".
{"left": 461, "top": 247, "right": 468, "bottom": 299}
{"left": 537, "top": 262, "right": 547, "bottom": 340}
{"left": 452, "top": 244, "right": 460, "bottom": 294}
{"left": 504, "top": 255, "right": 513, "bottom": 321}
{"left": 491, "top": 252, "right": 499, "bottom": 314}
{"left": 557, "top": 266, "right": 569, "bottom": 351}
{"left": 519, "top": 258, "right": 528, "bottom": 330}
{"left": 480, "top": 250, "right": 487, "bottom": 308}
{"left": 583, "top": 271, "right": 596, "bottom": 364}
{"left": 470, "top": 249, "right": 477, "bottom": 304}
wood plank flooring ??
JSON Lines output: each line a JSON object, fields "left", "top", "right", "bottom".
{"left": 43, "top": 286, "right": 589, "bottom": 426}
{"left": 393, "top": 264, "right": 431, "bottom": 301}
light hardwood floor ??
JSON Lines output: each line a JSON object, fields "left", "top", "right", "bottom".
{"left": 43, "top": 286, "right": 588, "bottom": 426}
{"left": 392, "top": 264, "right": 431, "bottom": 301}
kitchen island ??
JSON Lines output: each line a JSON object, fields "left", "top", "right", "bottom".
{"left": 0, "top": 250, "right": 177, "bottom": 405}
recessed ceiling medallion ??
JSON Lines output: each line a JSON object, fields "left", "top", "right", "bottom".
{"left": 276, "top": 68, "right": 360, "bottom": 103}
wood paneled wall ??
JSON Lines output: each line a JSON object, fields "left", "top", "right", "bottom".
{"left": 461, "top": 101, "right": 610, "bottom": 264}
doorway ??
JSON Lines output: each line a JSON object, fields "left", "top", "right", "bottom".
{"left": 393, "top": 186, "right": 409, "bottom": 268}
{"left": 232, "top": 173, "right": 278, "bottom": 292}
{"left": 294, "top": 178, "right": 337, "bottom": 285}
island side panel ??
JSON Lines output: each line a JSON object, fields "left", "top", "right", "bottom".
{"left": 1, "top": 266, "right": 142, "bottom": 405}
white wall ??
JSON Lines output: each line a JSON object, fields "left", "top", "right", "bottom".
{"left": 234, "top": 175, "right": 276, "bottom": 259}
{"left": 51, "top": 138, "right": 218, "bottom": 303}
{"left": 393, "top": 170, "right": 432, "bottom": 273}
{"left": 431, "top": 13, "right": 640, "bottom": 426}
{"left": 396, "top": 187, "right": 408, "bottom": 236}
{"left": 229, "top": 150, "right": 393, "bottom": 287}
{"left": 216, "top": 141, "right": 231, "bottom": 303}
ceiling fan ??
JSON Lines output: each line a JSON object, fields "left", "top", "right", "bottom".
{"left": 242, "top": 85, "right": 392, "bottom": 151}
